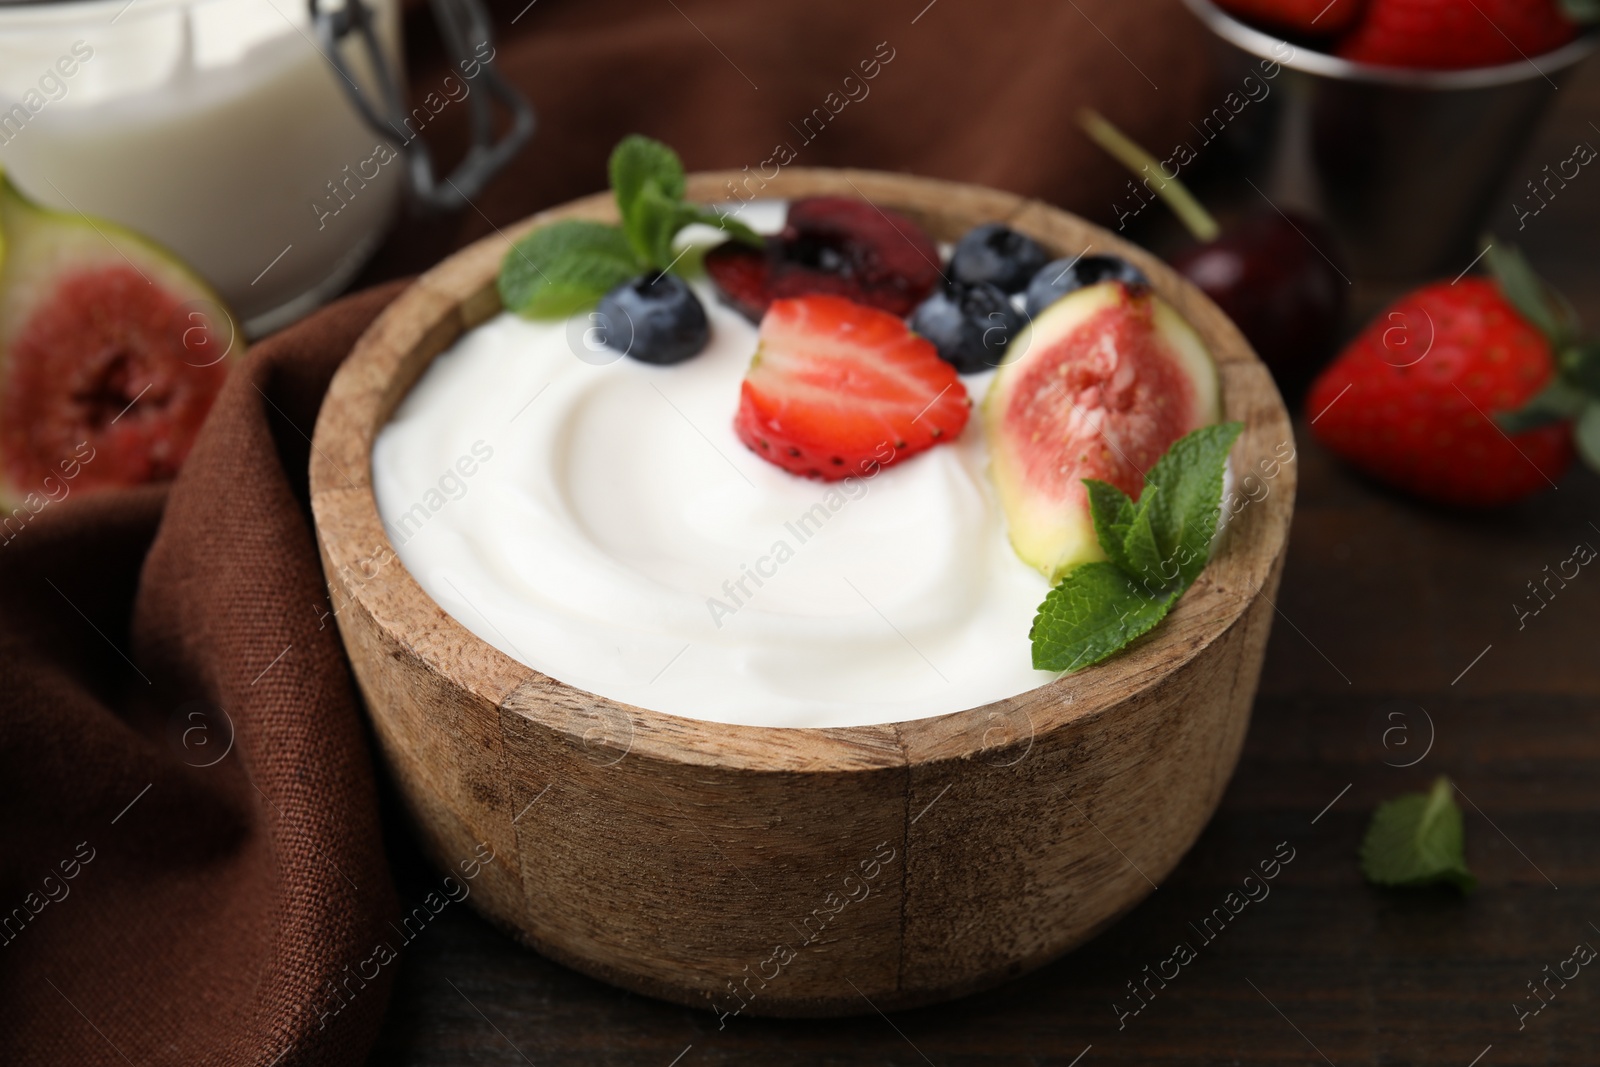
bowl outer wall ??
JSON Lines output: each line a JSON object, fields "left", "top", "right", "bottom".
{"left": 308, "top": 168, "right": 1296, "bottom": 1015}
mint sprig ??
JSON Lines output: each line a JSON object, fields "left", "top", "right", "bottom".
{"left": 1360, "top": 776, "right": 1476, "bottom": 893}
{"left": 498, "top": 220, "right": 639, "bottom": 318}
{"left": 1490, "top": 242, "right": 1600, "bottom": 469}
{"left": 1031, "top": 421, "right": 1243, "bottom": 672}
{"left": 497, "top": 135, "right": 760, "bottom": 320}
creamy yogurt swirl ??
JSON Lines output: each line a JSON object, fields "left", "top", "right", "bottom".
{"left": 372, "top": 204, "right": 1058, "bottom": 728}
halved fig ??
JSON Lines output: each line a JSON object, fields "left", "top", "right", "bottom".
{"left": 985, "top": 281, "right": 1221, "bottom": 581}
{"left": 0, "top": 172, "right": 242, "bottom": 508}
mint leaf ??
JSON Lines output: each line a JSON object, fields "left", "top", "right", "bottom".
{"left": 630, "top": 189, "right": 764, "bottom": 268}
{"left": 673, "top": 203, "right": 763, "bottom": 249}
{"left": 1486, "top": 242, "right": 1576, "bottom": 346}
{"left": 1360, "top": 776, "right": 1476, "bottom": 892}
{"left": 611, "top": 136, "right": 687, "bottom": 267}
{"left": 1031, "top": 422, "right": 1242, "bottom": 673}
{"left": 610, "top": 135, "right": 686, "bottom": 227}
{"left": 1144, "top": 421, "right": 1244, "bottom": 588}
{"left": 1085, "top": 479, "right": 1137, "bottom": 573}
{"left": 1030, "top": 562, "right": 1176, "bottom": 671}
{"left": 498, "top": 220, "right": 640, "bottom": 319}
{"left": 1123, "top": 489, "right": 1166, "bottom": 587}
{"left": 1087, "top": 479, "right": 1167, "bottom": 588}
{"left": 607, "top": 135, "right": 760, "bottom": 269}
{"left": 631, "top": 180, "right": 686, "bottom": 267}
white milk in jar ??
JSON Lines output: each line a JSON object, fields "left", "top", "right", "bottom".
{"left": 0, "top": 0, "right": 406, "bottom": 333}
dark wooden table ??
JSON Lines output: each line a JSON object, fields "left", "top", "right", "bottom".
{"left": 367, "top": 48, "right": 1600, "bottom": 1067}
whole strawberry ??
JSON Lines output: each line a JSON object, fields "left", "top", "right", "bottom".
{"left": 1337, "top": 0, "right": 1578, "bottom": 69}
{"left": 1216, "top": 0, "right": 1365, "bottom": 34}
{"left": 1308, "top": 271, "right": 1572, "bottom": 507}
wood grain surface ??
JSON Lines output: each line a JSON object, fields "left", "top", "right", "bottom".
{"left": 359, "top": 31, "right": 1600, "bottom": 1067}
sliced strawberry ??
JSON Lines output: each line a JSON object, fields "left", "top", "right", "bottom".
{"left": 705, "top": 197, "right": 942, "bottom": 322}
{"left": 735, "top": 295, "right": 970, "bottom": 481}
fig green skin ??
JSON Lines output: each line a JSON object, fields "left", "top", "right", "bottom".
{"left": 0, "top": 170, "right": 244, "bottom": 511}
{"left": 984, "top": 281, "right": 1221, "bottom": 582}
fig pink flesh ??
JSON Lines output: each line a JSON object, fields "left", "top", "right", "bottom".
{"left": 0, "top": 265, "right": 230, "bottom": 494}
{"left": 1000, "top": 294, "right": 1200, "bottom": 511}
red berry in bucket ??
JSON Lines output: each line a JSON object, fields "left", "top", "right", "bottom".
{"left": 1337, "top": 0, "right": 1579, "bottom": 70}
{"left": 1215, "top": 0, "right": 1366, "bottom": 34}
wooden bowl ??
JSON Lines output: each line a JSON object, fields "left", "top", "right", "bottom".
{"left": 309, "top": 169, "right": 1295, "bottom": 1017}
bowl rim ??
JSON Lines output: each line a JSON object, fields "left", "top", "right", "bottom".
{"left": 309, "top": 167, "right": 1296, "bottom": 775}
{"left": 1182, "top": 0, "right": 1598, "bottom": 89}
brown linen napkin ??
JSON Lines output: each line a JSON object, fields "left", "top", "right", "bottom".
{"left": 0, "top": 284, "right": 406, "bottom": 1067}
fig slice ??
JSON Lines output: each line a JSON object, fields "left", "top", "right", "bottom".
{"left": 0, "top": 172, "right": 243, "bottom": 509}
{"left": 985, "top": 281, "right": 1221, "bottom": 582}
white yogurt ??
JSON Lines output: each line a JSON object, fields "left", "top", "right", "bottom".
{"left": 373, "top": 203, "right": 1059, "bottom": 728}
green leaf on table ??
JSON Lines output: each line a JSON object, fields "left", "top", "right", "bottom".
{"left": 1359, "top": 776, "right": 1476, "bottom": 893}
{"left": 1029, "top": 562, "right": 1177, "bottom": 672}
{"left": 1143, "top": 421, "right": 1244, "bottom": 588}
{"left": 498, "top": 220, "right": 641, "bottom": 319}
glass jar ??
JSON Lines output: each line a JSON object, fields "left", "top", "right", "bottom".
{"left": 0, "top": 0, "right": 406, "bottom": 335}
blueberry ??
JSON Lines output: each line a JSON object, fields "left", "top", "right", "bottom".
{"left": 909, "top": 281, "right": 1022, "bottom": 374}
{"left": 948, "top": 223, "right": 1049, "bottom": 294}
{"left": 593, "top": 272, "right": 710, "bottom": 365}
{"left": 1024, "top": 254, "right": 1149, "bottom": 318}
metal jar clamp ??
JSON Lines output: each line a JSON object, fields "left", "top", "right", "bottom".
{"left": 310, "top": 0, "right": 534, "bottom": 210}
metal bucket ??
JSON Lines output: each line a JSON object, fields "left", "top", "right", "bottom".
{"left": 1183, "top": 0, "right": 1596, "bottom": 278}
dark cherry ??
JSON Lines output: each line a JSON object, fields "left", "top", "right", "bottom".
{"left": 1167, "top": 211, "right": 1347, "bottom": 406}
{"left": 1078, "top": 108, "right": 1349, "bottom": 409}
